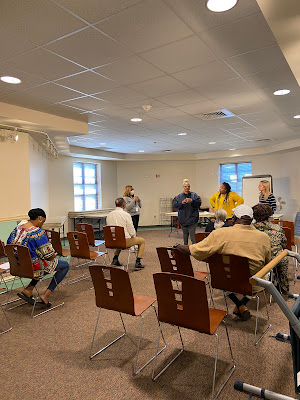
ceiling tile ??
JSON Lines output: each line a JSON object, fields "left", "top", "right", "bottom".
{"left": 60, "top": 96, "right": 107, "bottom": 111}
{"left": 4, "top": 48, "right": 84, "bottom": 80}
{"left": 140, "top": 35, "right": 217, "bottom": 73}
{"left": 173, "top": 60, "right": 239, "bottom": 88}
{"left": 55, "top": 0, "right": 143, "bottom": 24}
{"left": 46, "top": 27, "right": 133, "bottom": 69}
{"left": 55, "top": 71, "right": 120, "bottom": 95}
{"left": 94, "top": 56, "right": 164, "bottom": 85}
{"left": 157, "top": 89, "right": 207, "bottom": 107}
{"left": 213, "top": 92, "right": 264, "bottom": 109}
{"left": 197, "top": 78, "right": 252, "bottom": 99}
{"left": 243, "top": 66, "right": 297, "bottom": 90}
{"left": 93, "top": 87, "right": 148, "bottom": 105}
{"left": 0, "top": 65, "right": 47, "bottom": 92}
{"left": 226, "top": 44, "right": 288, "bottom": 75}
{"left": 96, "top": 0, "right": 193, "bottom": 52}
{"left": 0, "top": 29, "right": 37, "bottom": 63}
{"left": 199, "top": 13, "right": 276, "bottom": 58}
{"left": 129, "top": 76, "right": 188, "bottom": 98}
{"left": 24, "top": 83, "right": 82, "bottom": 102}
{"left": 0, "top": 91, "right": 54, "bottom": 111}
{"left": 143, "top": 108, "right": 187, "bottom": 119}
{"left": 0, "top": 0, "right": 85, "bottom": 45}
{"left": 176, "top": 100, "right": 220, "bottom": 114}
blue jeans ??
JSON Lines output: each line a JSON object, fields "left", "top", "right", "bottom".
{"left": 48, "top": 259, "right": 69, "bottom": 291}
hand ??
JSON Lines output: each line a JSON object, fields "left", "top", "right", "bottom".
{"left": 185, "top": 198, "right": 192, "bottom": 203}
{"left": 182, "top": 199, "right": 187, "bottom": 204}
{"left": 134, "top": 196, "right": 139, "bottom": 201}
{"left": 176, "top": 244, "right": 191, "bottom": 255}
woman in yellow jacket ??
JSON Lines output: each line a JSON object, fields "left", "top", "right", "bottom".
{"left": 210, "top": 182, "right": 244, "bottom": 218}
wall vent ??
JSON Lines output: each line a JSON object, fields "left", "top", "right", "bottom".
{"left": 198, "top": 108, "right": 235, "bottom": 120}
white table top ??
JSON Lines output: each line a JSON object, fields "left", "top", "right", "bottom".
{"left": 43, "top": 216, "right": 67, "bottom": 229}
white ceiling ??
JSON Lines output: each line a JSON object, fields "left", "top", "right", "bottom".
{"left": 0, "top": 0, "right": 299, "bottom": 156}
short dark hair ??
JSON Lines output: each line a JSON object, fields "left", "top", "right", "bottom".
{"left": 28, "top": 208, "right": 46, "bottom": 220}
{"left": 115, "top": 198, "right": 125, "bottom": 207}
{"left": 252, "top": 204, "right": 273, "bottom": 222}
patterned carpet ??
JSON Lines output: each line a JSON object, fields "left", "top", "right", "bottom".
{"left": 0, "top": 228, "right": 299, "bottom": 400}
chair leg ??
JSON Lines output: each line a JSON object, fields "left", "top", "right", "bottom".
{"left": 152, "top": 324, "right": 184, "bottom": 381}
{"left": 63, "top": 258, "right": 92, "bottom": 285}
{"left": 254, "top": 292, "right": 271, "bottom": 346}
{"left": 133, "top": 305, "right": 166, "bottom": 376}
{"left": 212, "top": 321, "right": 236, "bottom": 399}
{"left": 90, "top": 309, "right": 126, "bottom": 360}
{"left": 0, "top": 304, "right": 12, "bottom": 334}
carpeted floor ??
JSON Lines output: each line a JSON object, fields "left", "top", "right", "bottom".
{"left": 1, "top": 229, "right": 299, "bottom": 400}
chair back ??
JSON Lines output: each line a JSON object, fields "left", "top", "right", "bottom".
{"left": 76, "top": 223, "right": 96, "bottom": 246}
{"left": 207, "top": 253, "right": 253, "bottom": 296}
{"left": 44, "top": 229, "right": 63, "bottom": 255}
{"left": 195, "top": 232, "right": 209, "bottom": 243}
{"left": 153, "top": 272, "right": 211, "bottom": 334}
{"left": 5, "top": 244, "right": 35, "bottom": 279}
{"left": 89, "top": 265, "right": 135, "bottom": 315}
{"left": 271, "top": 220, "right": 295, "bottom": 245}
{"left": 0, "top": 241, "right": 6, "bottom": 257}
{"left": 156, "top": 247, "right": 194, "bottom": 277}
{"left": 103, "top": 226, "right": 127, "bottom": 249}
{"left": 67, "top": 231, "right": 91, "bottom": 259}
{"left": 282, "top": 227, "right": 292, "bottom": 251}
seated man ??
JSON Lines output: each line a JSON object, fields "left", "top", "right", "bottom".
{"left": 106, "top": 198, "right": 145, "bottom": 270}
{"left": 177, "top": 205, "right": 271, "bottom": 320}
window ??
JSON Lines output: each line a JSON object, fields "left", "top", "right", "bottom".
{"left": 219, "top": 162, "right": 252, "bottom": 196}
{"left": 73, "top": 162, "right": 99, "bottom": 211}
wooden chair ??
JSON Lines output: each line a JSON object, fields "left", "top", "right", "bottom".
{"left": 103, "top": 226, "right": 136, "bottom": 271}
{"left": 0, "top": 241, "right": 6, "bottom": 259}
{"left": 281, "top": 226, "right": 297, "bottom": 284}
{"left": 75, "top": 223, "right": 105, "bottom": 248}
{"left": 207, "top": 254, "right": 271, "bottom": 345}
{"left": 4, "top": 244, "right": 64, "bottom": 318}
{"left": 152, "top": 272, "right": 235, "bottom": 399}
{"left": 67, "top": 231, "right": 106, "bottom": 284}
{"left": 89, "top": 265, "right": 164, "bottom": 375}
{"left": 44, "top": 229, "right": 70, "bottom": 258}
{"left": 271, "top": 220, "right": 297, "bottom": 250}
{"left": 195, "top": 232, "right": 210, "bottom": 243}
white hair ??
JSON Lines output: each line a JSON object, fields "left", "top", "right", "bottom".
{"left": 214, "top": 208, "right": 227, "bottom": 229}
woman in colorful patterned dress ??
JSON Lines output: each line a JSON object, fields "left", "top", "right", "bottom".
{"left": 7, "top": 208, "right": 69, "bottom": 307}
{"left": 252, "top": 204, "right": 289, "bottom": 293}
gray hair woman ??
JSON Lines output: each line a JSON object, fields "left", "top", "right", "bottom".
{"left": 205, "top": 208, "right": 231, "bottom": 233}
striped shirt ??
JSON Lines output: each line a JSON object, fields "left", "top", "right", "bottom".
{"left": 259, "top": 193, "right": 276, "bottom": 213}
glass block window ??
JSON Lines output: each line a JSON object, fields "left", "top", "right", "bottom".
{"left": 219, "top": 162, "right": 252, "bottom": 196}
{"left": 73, "top": 162, "right": 98, "bottom": 211}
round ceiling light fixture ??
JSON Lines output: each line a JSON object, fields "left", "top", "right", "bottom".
{"left": 138, "top": 150, "right": 145, "bottom": 153}
{"left": 273, "top": 89, "right": 290, "bottom": 96}
{"left": 131, "top": 117, "right": 142, "bottom": 122}
{"left": 206, "top": 0, "right": 238, "bottom": 12}
{"left": 293, "top": 115, "right": 300, "bottom": 119}
{"left": 1, "top": 75, "right": 22, "bottom": 84}
{"left": 208, "top": 141, "right": 216, "bottom": 144}
{"left": 178, "top": 132, "right": 187, "bottom": 136}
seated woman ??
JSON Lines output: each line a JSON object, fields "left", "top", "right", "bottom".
{"left": 205, "top": 208, "right": 231, "bottom": 233}
{"left": 252, "top": 204, "right": 289, "bottom": 294}
{"left": 7, "top": 208, "right": 69, "bottom": 307}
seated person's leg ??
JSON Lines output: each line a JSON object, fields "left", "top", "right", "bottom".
{"left": 126, "top": 237, "right": 145, "bottom": 269}
{"left": 112, "top": 249, "right": 122, "bottom": 266}
{"left": 17, "top": 279, "right": 39, "bottom": 303}
{"left": 39, "top": 259, "right": 70, "bottom": 306}
{"left": 228, "top": 293, "right": 251, "bottom": 321}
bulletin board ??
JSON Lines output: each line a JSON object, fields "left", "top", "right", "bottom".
{"left": 242, "top": 175, "right": 273, "bottom": 207}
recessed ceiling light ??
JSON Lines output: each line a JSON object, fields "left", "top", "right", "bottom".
{"left": 229, "top": 148, "right": 236, "bottom": 151}
{"left": 206, "top": 0, "right": 238, "bottom": 12}
{"left": 131, "top": 117, "right": 142, "bottom": 122}
{"left": 273, "top": 89, "right": 290, "bottom": 96}
{"left": 293, "top": 115, "right": 300, "bottom": 119}
{"left": 99, "top": 142, "right": 106, "bottom": 145}
{"left": 1, "top": 75, "right": 22, "bottom": 84}
{"left": 178, "top": 132, "right": 187, "bottom": 136}
{"left": 208, "top": 141, "right": 216, "bottom": 144}
{"left": 138, "top": 150, "right": 144, "bottom": 153}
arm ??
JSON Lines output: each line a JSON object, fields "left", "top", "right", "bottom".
{"left": 126, "top": 213, "right": 136, "bottom": 238}
{"left": 268, "top": 194, "right": 277, "bottom": 213}
{"left": 36, "top": 232, "right": 57, "bottom": 260}
{"left": 173, "top": 195, "right": 184, "bottom": 210}
{"left": 233, "top": 192, "right": 244, "bottom": 206}
{"left": 209, "top": 193, "right": 217, "bottom": 208}
{"left": 191, "top": 193, "right": 201, "bottom": 208}
{"left": 124, "top": 197, "right": 136, "bottom": 212}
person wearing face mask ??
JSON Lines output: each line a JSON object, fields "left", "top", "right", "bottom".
{"left": 6, "top": 208, "right": 69, "bottom": 308}
{"left": 210, "top": 182, "right": 244, "bottom": 219}
{"left": 173, "top": 179, "right": 201, "bottom": 245}
{"left": 123, "top": 185, "right": 142, "bottom": 231}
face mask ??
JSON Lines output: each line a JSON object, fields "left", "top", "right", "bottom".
{"left": 130, "top": 190, "right": 134, "bottom": 196}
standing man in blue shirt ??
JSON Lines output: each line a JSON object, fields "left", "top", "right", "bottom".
{"left": 173, "top": 179, "right": 201, "bottom": 245}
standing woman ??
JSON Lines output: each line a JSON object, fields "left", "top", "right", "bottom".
{"left": 210, "top": 182, "right": 244, "bottom": 219}
{"left": 258, "top": 180, "right": 276, "bottom": 213}
{"left": 174, "top": 179, "right": 201, "bottom": 245}
{"left": 123, "top": 185, "right": 142, "bottom": 231}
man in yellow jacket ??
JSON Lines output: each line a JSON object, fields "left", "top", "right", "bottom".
{"left": 210, "top": 182, "right": 244, "bottom": 218}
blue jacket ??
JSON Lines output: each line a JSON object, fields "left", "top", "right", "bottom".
{"left": 173, "top": 192, "right": 201, "bottom": 227}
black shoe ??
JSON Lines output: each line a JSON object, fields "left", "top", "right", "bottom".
{"left": 134, "top": 261, "right": 145, "bottom": 270}
{"left": 111, "top": 259, "right": 123, "bottom": 267}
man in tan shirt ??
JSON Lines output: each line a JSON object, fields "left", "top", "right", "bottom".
{"left": 177, "top": 205, "right": 271, "bottom": 320}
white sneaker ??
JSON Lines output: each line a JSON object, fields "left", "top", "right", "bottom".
{"left": 129, "top": 246, "right": 136, "bottom": 252}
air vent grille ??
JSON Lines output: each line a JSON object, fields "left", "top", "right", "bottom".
{"left": 255, "top": 138, "right": 270, "bottom": 142}
{"left": 198, "top": 109, "right": 234, "bottom": 120}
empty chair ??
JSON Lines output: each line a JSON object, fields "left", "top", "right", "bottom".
{"left": 89, "top": 265, "right": 164, "bottom": 374}
{"left": 103, "top": 226, "right": 136, "bottom": 271}
{"left": 152, "top": 272, "right": 235, "bottom": 399}
{"left": 45, "top": 229, "right": 70, "bottom": 258}
{"left": 207, "top": 253, "right": 271, "bottom": 345}
{"left": 4, "top": 244, "right": 64, "bottom": 318}
{"left": 75, "top": 223, "right": 105, "bottom": 248}
{"left": 0, "top": 240, "right": 6, "bottom": 260}
{"left": 67, "top": 231, "right": 106, "bottom": 284}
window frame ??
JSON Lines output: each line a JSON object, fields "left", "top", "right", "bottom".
{"left": 73, "top": 162, "right": 99, "bottom": 211}
{"left": 219, "top": 162, "right": 252, "bottom": 196}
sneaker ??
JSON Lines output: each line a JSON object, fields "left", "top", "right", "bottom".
{"left": 111, "top": 258, "right": 123, "bottom": 267}
{"left": 129, "top": 246, "right": 136, "bottom": 252}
